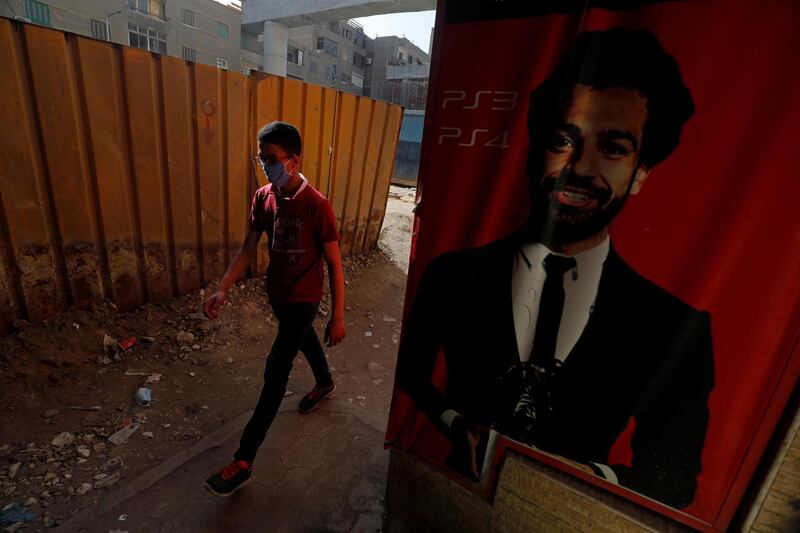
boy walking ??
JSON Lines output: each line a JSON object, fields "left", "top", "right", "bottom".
{"left": 202, "top": 121, "right": 346, "bottom": 496}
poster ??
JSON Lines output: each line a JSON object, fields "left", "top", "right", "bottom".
{"left": 385, "top": 1, "right": 800, "bottom": 530}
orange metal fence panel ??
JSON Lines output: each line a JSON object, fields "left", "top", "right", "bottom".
{"left": 0, "top": 20, "right": 402, "bottom": 331}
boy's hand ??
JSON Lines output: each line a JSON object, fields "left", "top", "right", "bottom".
{"left": 324, "top": 316, "right": 346, "bottom": 347}
{"left": 203, "top": 290, "right": 226, "bottom": 319}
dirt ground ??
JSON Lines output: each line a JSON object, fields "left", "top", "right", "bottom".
{"left": 0, "top": 188, "right": 416, "bottom": 531}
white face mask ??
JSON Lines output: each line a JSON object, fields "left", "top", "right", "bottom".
{"left": 261, "top": 160, "right": 291, "bottom": 189}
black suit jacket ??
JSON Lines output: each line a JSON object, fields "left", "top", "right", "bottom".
{"left": 396, "top": 233, "right": 715, "bottom": 509}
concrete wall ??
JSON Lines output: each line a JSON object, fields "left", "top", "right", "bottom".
{"left": 0, "top": 19, "right": 403, "bottom": 332}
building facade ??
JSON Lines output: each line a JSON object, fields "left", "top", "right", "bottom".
{"left": 0, "top": 1, "right": 431, "bottom": 104}
{"left": 241, "top": 19, "right": 369, "bottom": 95}
{"left": 0, "top": 0, "right": 243, "bottom": 72}
{"left": 364, "top": 35, "right": 430, "bottom": 106}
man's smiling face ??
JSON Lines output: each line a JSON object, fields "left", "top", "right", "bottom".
{"left": 533, "top": 84, "right": 651, "bottom": 248}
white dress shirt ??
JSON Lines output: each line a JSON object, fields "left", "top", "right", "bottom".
{"left": 511, "top": 237, "right": 609, "bottom": 364}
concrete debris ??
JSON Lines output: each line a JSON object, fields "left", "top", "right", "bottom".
{"left": 142, "top": 431, "right": 154, "bottom": 439}
{"left": 50, "top": 432, "right": 75, "bottom": 448}
{"left": 76, "top": 446, "right": 90, "bottom": 458}
{"left": 76, "top": 483, "right": 92, "bottom": 496}
{"left": 176, "top": 331, "right": 195, "bottom": 346}
{"left": 8, "top": 463, "right": 20, "bottom": 479}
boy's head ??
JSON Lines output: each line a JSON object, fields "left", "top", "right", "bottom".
{"left": 257, "top": 121, "right": 302, "bottom": 157}
{"left": 257, "top": 122, "right": 302, "bottom": 179}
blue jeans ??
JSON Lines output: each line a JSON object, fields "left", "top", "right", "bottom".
{"left": 234, "top": 302, "right": 332, "bottom": 463}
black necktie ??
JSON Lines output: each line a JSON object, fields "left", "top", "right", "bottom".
{"left": 529, "top": 254, "right": 576, "bottom": 368}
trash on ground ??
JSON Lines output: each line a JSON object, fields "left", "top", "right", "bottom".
{"left": 364, "top": 331, "right": 373, "bottom": 337}
{"left": 108, "top": 423, "right": 139, "bottom": 446}
{"left": 133, "top": 388, "right": 152, "bottom": 407}
{"left": 67, "top": 406, "right": 101, "bottom": 411}
{"left": 102, "top": 456, "right": 123, "bottom": 472}
{"left": 145, "top": 373, "right": 161, "bottom": 384}
{"left": 142, "top": 431, "right": 154, "bottom": 439}
{"left": 103, "top": 334, "right": 118, "bottom": 354}
{"left": 119, "top": 514, "right": 128, "bottom": 521}
{"left": 0, "top": 502, "right": 37, "bottom": 526}
{"left": 117, "top": 337, "right": 137, "bottom": 351}
{"left": 284, "top": 390, "right": 294, "bottom": 397}
{"left": 94, "top": 471, "right": 121, "bottom": 488}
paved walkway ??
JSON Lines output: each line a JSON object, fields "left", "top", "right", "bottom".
{"left": 75, "top": 399, "right": 388, "bottom": 533}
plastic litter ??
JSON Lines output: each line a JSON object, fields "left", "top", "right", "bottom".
{"left": 0, "top": 502, "right": 37, "bottom": 527}
{"left": 108, "top": 423, "right": 140, "bottom": 446}
{"left": 133, "top": 388, "right": 152, "bottom": 407}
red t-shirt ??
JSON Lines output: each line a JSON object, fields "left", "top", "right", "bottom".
{"left": 248, "top": 177, "right": 339, "bottom": 303}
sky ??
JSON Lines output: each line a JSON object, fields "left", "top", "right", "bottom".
{"left": 354, "top": 10, "right": 437, "bottom": 54}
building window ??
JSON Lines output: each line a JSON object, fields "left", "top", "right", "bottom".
{"left": 217, "top": 22, "right": 229, "bottom": 39}
{"left": 408, "top": 55, "right": 413, "bottom": 64}
{"left": 24, "top": 0, "right": 50, "bottom": 26}
{"left": 316, "top": 37, "right": 338, "bottom": 57}
{"left": 398, "top": 52, "right": 404, "bottom": 63}
{"left": 310, "top": 60, "right": 317, "bottom": 73}
{"left": 128, "top": 23, "right": 166, "bottom": 54}
{"left": 325, "top": 63, "right": 337, "bottom": 81}
{"left": 355, "top": 32, "right": 366, "bottom": 48}
{"left": 216, "top": 58, "right": 228, "bottom": 70}
{"left": 340, "top": 71, "right": 349, "bottom": 84}
{"left": 351, "top": 73, "right": 364, "bottom": 89}
{"left": 287, "top": 47, "right": 304, "bottom": 66}
{"left": 130, "top": 0, "right": 165, "bottom": 20}
{"left": 90, "top": 19, "right": 108, "bottom": 40}
{"left": 182, "top": 47, "right": 196, "bottom": 62}
{"left": 182, "top": 9, "right": 195, "bottom": 26}
{"left": 353, "top": 52, "right": 365, "bottom": 69}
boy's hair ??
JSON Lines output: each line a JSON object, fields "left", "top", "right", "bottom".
{"left": 257, "top": 121, "right": 302, "bottom": 157}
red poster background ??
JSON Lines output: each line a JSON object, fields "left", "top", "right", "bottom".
{"left": 385, "top": 0, "right": 800, "bottom": 530}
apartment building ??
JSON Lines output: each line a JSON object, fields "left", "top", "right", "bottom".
{"left": 364, "top": 35, "right": 430, "bottom": 105}
{"left": 241, "top": 19, "right": 369, "bottom": 95}
{"left": 0, "top": 0, "right": 243, "bottom": 71}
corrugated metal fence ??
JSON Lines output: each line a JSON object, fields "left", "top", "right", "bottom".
{"left": 0, "top": 20, "right": 403, "bottom": 330}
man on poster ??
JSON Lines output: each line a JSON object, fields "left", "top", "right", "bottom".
{"left": 397, "top": 27, "right": 715, "bottom": 510}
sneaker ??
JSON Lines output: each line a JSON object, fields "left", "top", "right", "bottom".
{"left": 298, "top": 381, "right": 336, "bottom": 414}
{"left": 203, "top": 460, "right": 252, "bottom": 497}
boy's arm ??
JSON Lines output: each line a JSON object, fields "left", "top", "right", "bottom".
{"left": 203, "top": 229, "right": 262, "bottom": 319}
{"left": 322, "top": 240, "right": 346, "bottom": 346}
